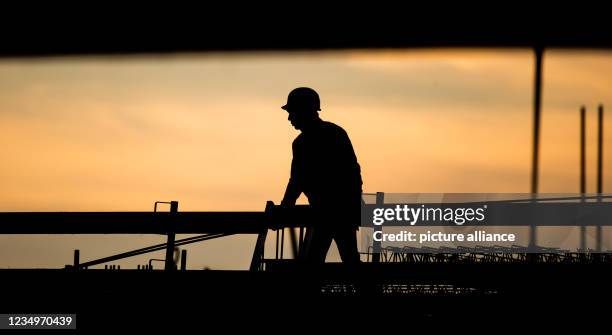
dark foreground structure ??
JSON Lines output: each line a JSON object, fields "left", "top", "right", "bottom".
{"left": 1, "top": 203, "right": 611, "bottom": 329}
{"left": 3, "top": 262, "right": 611, "bottom": 330}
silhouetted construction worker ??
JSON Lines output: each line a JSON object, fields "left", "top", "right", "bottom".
{"left": 280, "top": 87, "right": 363, "bottom": 265}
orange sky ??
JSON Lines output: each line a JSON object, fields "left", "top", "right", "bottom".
{"left": 0, "top": 49, "right": 610, "bottom": 268}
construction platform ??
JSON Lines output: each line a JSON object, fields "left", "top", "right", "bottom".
{"left": 2, "top": 260, "right": 610, "bottom": 330}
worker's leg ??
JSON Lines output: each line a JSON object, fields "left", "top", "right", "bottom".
{"left": 300, "top": 227, "right": 333, "bottom": 264}
{"left": 333, "top": 227, "right": 361, "bottom": 264}
{"left": 333, "top": 227, "right": 368, "bottom": 295}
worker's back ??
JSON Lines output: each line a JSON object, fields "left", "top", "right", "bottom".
{"left": 291, "top": 119, "right": 362, "bottom": 207}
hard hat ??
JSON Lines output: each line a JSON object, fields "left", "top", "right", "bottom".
{"left": 281, "top": 87, "right": 321, "bottom": 112}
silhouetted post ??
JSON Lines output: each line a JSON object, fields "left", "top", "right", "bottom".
{"left": 275, "top": 226, "right": 280, "bottom": 259}
{"left": 283, "top": 205, "right": 298, "bottom": 260}
{"left": 180, "top": 249, "right": 187, "bottom": 271}
{"left": 280, "top": 228, "right": 285, "bottom": 259}
{"left": 580, "top": 106, "right": 587, "bottom": 251}
{"left": 164, "top": 201, "right": 178, "bottom": 271}
{"left": 596, "top": 104, "right": 604, "bottom": 252}
{"left": 250, "top": 201, "right": 272, "bottom": 271}
{"left": 73, "top": 249, "right": 80, "bottom": 270}
{"left": 288, "top": 225, "right": 298, "bottom": 260}
{"left": 372, "top": 192, "right": 384, "bottom": 263}
{"left": 529, "top": 46, "right": 544, "bottom": 249}
{"left": 298, "top": 227, "right": 304, "bottom": 252}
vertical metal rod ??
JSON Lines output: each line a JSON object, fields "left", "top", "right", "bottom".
{"left": 288, "top": 227, "right": 298, "bottom": 260}
{"left": 596, "top": 104, "right": 604, "bottom": 252}
{"left": 298, "top": 227, "right": 304, "bottom": 253}
{"left": 580, "top": 106, "right": 587, "bottom": 251}
{"left": 276, "top": 204, "right": 298, "bottom": 261}
{"left": 530, "top": 46, "right": 544, "bottom": 248}
{"left": 280, "top": 228, "right": 285, "bottom": 259}
{"left": 251, "top": 201, "right": 273, "bottom": 271}
{"left": 372, "top": 192, "right": 384, "bottom": 263}
{"left": 180, "top": 249, "right": 187, "bottom": 271}
{"left": 165, "top": 201, "right": 178, "bottom": 271}
{"left": 275, "top": 229, "right": 280, "bottom": 259}
{"left": 73, "top": 249, "right": 80, "bottom": 269}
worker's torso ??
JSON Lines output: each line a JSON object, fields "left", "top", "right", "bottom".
{"left": 292, "top": 121, "right": 363, "bottom": 207}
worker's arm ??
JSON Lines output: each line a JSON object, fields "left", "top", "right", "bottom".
{"left": 281, "top": 140, "right": 303, "bottom": 206}
{"left": 281, "top": 178, "right": 301, "bottom": 206}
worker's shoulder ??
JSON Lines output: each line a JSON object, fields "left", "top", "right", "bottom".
{"left": 292, "top": 121, "right": 349, "bottom": 148}
{"left": 320, "top": 121, "right": 348, "bottom": 137}
{"left": 292, "top": 132, "right": 305, "bottom": 147}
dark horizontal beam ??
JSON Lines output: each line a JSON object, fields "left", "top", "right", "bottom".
{"left": 4, "top": 31, "right": 612, "bottom": 58}
{"left": 2, "top": 9, "right": 611, "bottom": 57}
{"left": 0, "top": 212, "right": 268, "bottom": 234}
{"left": 0, "top": 206, "right": 318, "bottom": 234}
{"left": 1, "top": 201, "right": 610, "bottom": 234}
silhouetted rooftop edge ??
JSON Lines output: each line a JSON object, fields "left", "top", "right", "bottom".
{"left": 2, "top": 11, "right": 612, "bottom": 56}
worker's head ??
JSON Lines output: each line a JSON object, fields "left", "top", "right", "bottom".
{"left": 281, "top": 87, "right": 321, "bottom": 130}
